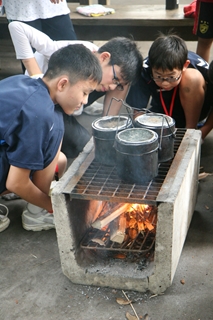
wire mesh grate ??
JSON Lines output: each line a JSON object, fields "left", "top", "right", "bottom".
{"left": 70, "top": 128, "right": 186, "bottom": 204}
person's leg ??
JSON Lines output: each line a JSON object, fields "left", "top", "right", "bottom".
{"left": 196, "top": 37, "right": 213, "bottom": 63}
{"left": 32, "top": 148, "right": 60, "bottom": 195}
{"left": 61, "top": 114, "right": 91, "bottom": 159}
{"left": 179, "top": 68, "right": 206, "bottom": 129}
{"left": 41, "top": 14, "right": 77, "bottom": 40}
{"left": 194, "top": 2, "right": 213, "bottom": 62}
{"left": 56, "top": 152, "right": 67, "bottom": 179}
{"left": 200, "top": 107, "right": 213, "bottom": 140}
{"left": 22, "top": 144, "right": 62, "bottom": 231}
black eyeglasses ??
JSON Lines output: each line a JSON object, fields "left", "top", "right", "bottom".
{"left": 112, "top": 64, "right": 124, "bottom": 91}
{"left": 151, "top": 72, "right": 182, "bottom": 83}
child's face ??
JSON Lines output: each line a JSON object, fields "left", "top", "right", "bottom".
{"left": 56, "top": 79, "right": 98, "bottom": 115}
{"left": 151, "top": 68, "right": 182, "bottom": 91}
{"left": 95, "top": 62, "right": 125, "bottom": 92}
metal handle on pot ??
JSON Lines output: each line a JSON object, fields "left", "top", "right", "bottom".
{"left": 106, "top": 97, "right": 151, "bottom": 127}
{"left": 153, "top": 114, "right": 175, "bottom": 151}
{"left": 106, "top": 97, "right": 135, "bottom": 134}
{"left": 139, "top": 113, "right": 176, "bottom": 151}
{"left": 106, "top": 97, "right": 134, "bottom": 123}
{"left": 106, "top": 98, "right": 176, "bottom": 151}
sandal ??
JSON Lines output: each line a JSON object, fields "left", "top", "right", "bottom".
{"left": 0, "top": 203, "right": 10, "bottom": 232}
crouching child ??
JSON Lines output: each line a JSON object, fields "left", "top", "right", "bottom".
{"left": 0, "top": 44, "right": 102, "bottom": 232}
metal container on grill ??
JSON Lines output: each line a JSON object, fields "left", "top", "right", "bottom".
{"left": 92, "top": 115, "right": 132, "bottom": 165}
{"left": 134, "top": 113, "right": 176, "bottom": 162}
{"left": 114, "top": 128, "right": 159, "bottom": 184}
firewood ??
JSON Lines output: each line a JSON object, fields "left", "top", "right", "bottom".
{"left": 92, "top": 203, "right": 128, "bottom": 230}
{"left": 110, "top": 214, "right": 126, "bottom": 244}
{"left": 128, "top": 228, "right": 138, "bottom": 239}
{"left": 144, "top": 220, "right": 154, "bottom": 231}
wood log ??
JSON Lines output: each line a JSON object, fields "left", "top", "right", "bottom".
{"left": 110, "top": 214, "right": 126, "bottom": 244}
{"left": 92, "top": 203, "right": 128, "bottom": 230}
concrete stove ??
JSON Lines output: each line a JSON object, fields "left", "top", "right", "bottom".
{"left": 51, "top": 129, "right": 201, "bottom": 294}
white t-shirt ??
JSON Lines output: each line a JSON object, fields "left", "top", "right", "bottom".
{"left": 4, "top": 0, "right": 70, "bottom": 21}
{"left": 9, "top": 21, "right": 100, "bottom": 115}
{"left": 9, "top": 21, "right": 99, "bottom": 74}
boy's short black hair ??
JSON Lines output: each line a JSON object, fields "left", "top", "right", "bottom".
{"left": 148, "top": 32, "right": 188, "bottom": 71}
{"left": 44, "top": 44, "right": 102, "bottom": 85}
{"left": 98, "top": 37, "right": 143, "bottom": 84}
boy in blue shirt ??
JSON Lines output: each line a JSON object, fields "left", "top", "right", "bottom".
{"left": 0, "top": 44, "right": 102, "bottom": 232}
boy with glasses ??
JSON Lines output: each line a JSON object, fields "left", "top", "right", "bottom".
{"left": 125, "top": 33, "right": 213, "bottom": 141}
{"left": 8, "top": 21, "right": 143, "bottom": 158}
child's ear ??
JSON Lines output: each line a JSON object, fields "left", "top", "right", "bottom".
{"left": 58, "top": 77, "right": 69, "bottom": 91}
{"left": 183, "top": 60, "right": 190, "bottom": 71}
{"left": 99, "top": 51, "right": 111, "bottom": 63}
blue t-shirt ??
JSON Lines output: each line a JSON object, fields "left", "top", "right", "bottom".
{"left": 126, "top": 51, "right": 213, "bottom": 128}
{"left": 0, "top": 75, "right": 64, "bottom": 193}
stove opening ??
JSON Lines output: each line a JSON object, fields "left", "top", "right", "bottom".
{"left": 77, "top": 201, "right": 157, "bottom": 273}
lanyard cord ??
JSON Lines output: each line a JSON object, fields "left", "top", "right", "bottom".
{"left": 159, "top": 86, "right": 178, "bottom": 117}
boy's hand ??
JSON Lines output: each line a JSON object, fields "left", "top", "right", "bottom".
{"left": 50, "top": 0, "right": 64, "bottom": 4}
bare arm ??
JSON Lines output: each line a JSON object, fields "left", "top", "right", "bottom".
{"left": 179, "top": 68, "right": 206, "bottom": 129}
{"left": 6, "top": 166, "right": 53, "bottom": 212}
{"left": 5, "top": 144, "right": 62, "bottom": 212}
{"left": 22, "top": 57, "right": 42, "bottom": 76}
{"left": 9, "top": 21, "right": 97, "bottom": 60}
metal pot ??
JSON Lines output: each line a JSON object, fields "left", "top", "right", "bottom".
{"left": 114, "top": 128, "right": 159, "bottom": 184}
{"left": 92, "top": 115, "right": 132, "bottom": 165}
{"left": 134, "top": 113, "right": 176, "bottom": 162}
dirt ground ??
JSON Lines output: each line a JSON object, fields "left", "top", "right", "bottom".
{"left": 1, "top": 121, "right": 213, "bottom": 320}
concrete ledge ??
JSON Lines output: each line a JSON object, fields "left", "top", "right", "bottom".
{"left": 0, "top": 4, "right": 196, "bottom": 41}
{"left": 67, "top": 4, "right": 195, "bottom": 41}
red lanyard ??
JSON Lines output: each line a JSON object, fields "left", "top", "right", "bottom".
{"left": 159, "top": 86, "right": 178, "bottom": 117}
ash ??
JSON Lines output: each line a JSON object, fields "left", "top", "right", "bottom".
{"left": 78, "top": 248, "right": 155, "bottom": 278}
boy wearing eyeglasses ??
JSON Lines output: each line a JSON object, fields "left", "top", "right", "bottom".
{"left": 126, "top": 33, "right": 213, "bottom": 141}
{"left": 9, "top": 21, "right": 143, "bottom": 158}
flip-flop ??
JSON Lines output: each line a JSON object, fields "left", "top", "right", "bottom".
{"left": 0, "top": 203, "right": 10, "bottom": 232}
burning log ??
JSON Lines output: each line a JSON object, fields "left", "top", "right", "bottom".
{"left": 110, "top": 214, "right": 126, "bottom": 244}
{"left": 92, "top": 203, "right": 128, "bottom": 230}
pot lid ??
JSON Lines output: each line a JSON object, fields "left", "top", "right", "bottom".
{"left": 116, "top": 128, "right": 158, "bottom": 144}
{"left": 135, "top": 113, "right": 175, "bottom": 128}
{"left": 92, "top": 116, "right": 131, "bottom": 131}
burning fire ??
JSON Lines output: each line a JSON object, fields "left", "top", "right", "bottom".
{"left": 125, "top": 203, "right": 155, "bottom": 234}
{"left": 91, "top": 202, "right": 156, "bottom": 245}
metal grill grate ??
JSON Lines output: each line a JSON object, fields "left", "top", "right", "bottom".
{"left": 81, "top": 225, "right": 155, "bottom": 253}
{"left": 81, "top": 206, "right": 157, "bottom": 253}
{"left": 69, "top": 129, "right": 186, "bottom": 205}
